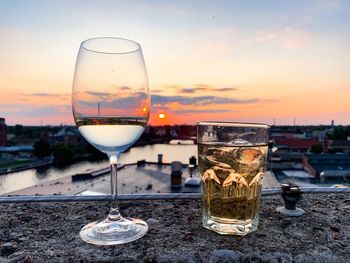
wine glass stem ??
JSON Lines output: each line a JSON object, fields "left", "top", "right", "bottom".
{"left": 109, "top": 154, "right": 121, "bottom": 221}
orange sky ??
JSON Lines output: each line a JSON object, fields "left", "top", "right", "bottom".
{"left": 0, "top": 1, "right": 349, "bottom": 126}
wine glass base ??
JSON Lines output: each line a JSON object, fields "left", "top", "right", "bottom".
{"left": 80, "top": 217, "right": 148, "bottom": 245}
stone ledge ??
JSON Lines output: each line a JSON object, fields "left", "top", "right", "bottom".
{"left": 0, "top": 194, "right": 349, "bottom": 262}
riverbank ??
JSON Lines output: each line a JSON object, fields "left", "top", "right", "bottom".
{"left": 0, "top": 193, "right": 349, "bottom": 262}
{"left": 0, "top": 158, "right": 53, "bottom": 176}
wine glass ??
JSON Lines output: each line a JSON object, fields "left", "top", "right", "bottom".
{"left": 72, "top": 37, "right": 150, "bottom": 245}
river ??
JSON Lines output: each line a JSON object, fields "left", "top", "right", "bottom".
{"left": 0, "top": 144, "right": 197, "bottom": 195}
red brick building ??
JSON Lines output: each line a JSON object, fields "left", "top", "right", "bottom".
{"left": 274, "top": 138, "right": 319, "bottom": 153}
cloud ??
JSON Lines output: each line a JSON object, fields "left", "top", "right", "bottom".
{"left": 179, "top": 88, "right": 207, "bottom": 93}
{"left": 120, "top": 86, "right": 131, "bottom": 90}
{"left": 1, "top": 105, "right": 70, "bottom": 116}
{"left": 30, "top": 93, "right": 57, "bottom": 97}
{"left": 19, "top": 93, "right": 71, "bottom": 105}
{"left": 257, "top": 32, "right": 277, "bottom": 42}
{"left": 152, "top": 95, "right": 259, "bottom": 106}
{"left": 252, "top": 27, "right": 313, "bottom": 49}
{"left": 282, "top": 28, "right": 312, "bottom": 49}
{"left": 217, "top": 87, "right": 237, "bottom": 92}
{"left": 240, "top": 25, "right": 314, "bottom": 50}
{"left": 86, "top": 91, "right": 111, "bottom": 98}
{"left": 178, "top": 85, "right": 237, "bottom": 93}
{"left": 23, "top": 93, "right": 70, "bottom": 97}
{"left": 76, "top": 92, "right": 149, "bottom": 113}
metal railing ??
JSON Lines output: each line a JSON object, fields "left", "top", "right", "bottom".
{"left": 0, "top": 187, "right": 349, "bottom": 203}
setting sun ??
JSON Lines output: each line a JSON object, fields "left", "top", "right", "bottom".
{"left": 158, "top": 113, "right": 166, "bottom": 119}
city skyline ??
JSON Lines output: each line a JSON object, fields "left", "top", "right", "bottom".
{"left": 0, "top": 0, "right": 349, "bottom": 126}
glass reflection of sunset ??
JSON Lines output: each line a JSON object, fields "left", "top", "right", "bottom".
{"left": 1, "top": 1, "right": 349, "bottom": 126}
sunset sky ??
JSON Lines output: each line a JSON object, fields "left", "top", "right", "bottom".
{"left": 0, "top": 0, "right": 349, "bottom": 126}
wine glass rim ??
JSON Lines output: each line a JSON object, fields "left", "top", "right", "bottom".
{"left": 81, "top": 37, "right": 141, "bottom": 54}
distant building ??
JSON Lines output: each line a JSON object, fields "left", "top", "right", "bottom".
{"left": 302, "top": 153, "right": 350, "bottom": 177}
{"left": 327, "top": 140, "right": 350, "bottom": 153}
{"left": 312, "top": 129, "right": 334, "bottom": 141}
{"left": 51, "top": 126, "right": 81, "bottom": 145}
{"left": 271, "top": 131, "right": 306, "bottom": 139}
{"left": 0, "top": 145, "right": 33, "bottom": 159}
{"left": 273, "top": 138, "right": 319, "bottom": 153}
{"left": 154, "top": 127, "right": 166, "bottom": 136}
{"left": 170, "top": 128, "right": 177, "bottom": 137}
{"left": 0, "top": 118, "right": 7, "bottom": 146}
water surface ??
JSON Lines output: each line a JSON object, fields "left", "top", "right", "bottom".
{"left": 0, "top": 144, "right": 197, "bottom": 194}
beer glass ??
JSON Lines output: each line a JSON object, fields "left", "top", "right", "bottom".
{"left": 198, "top": 121, "right": 269, "bottom": 235}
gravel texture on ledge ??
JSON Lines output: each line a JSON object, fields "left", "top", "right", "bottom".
{"left": 0, "top": 193, "right": 349, "bottom": 263}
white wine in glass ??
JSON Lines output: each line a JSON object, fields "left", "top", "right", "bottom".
{"left": 72, "top": 37, "right": 150, "bottom": 245}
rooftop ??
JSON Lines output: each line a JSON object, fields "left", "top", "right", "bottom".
{"left": 274, "top": 138, "right": 319, "bottom": 149}
{"left": 0, "top": 193, "right": 349, "bottom": 262}
{"left": 8, "top": 163, "right": 281, "bottom": 196}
